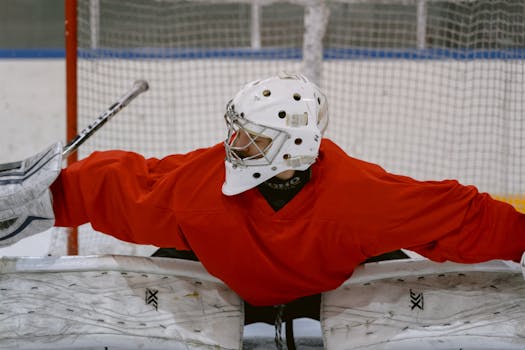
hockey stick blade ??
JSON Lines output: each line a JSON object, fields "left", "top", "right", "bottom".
{"left": 0, "top": 80, "right": 149, "bottom": 173}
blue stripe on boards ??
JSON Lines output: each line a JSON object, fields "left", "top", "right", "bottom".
{"left": 1, "top": 48, "right": 525, "bottom": 60}
{"left": 0, "top": 49, "right": 65, "bottom": 58}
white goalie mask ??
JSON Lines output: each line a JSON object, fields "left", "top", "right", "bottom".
{"left": 222, "top": 73, "right": 329, "bottom": 196}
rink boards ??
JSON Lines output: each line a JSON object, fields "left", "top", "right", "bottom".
{"left": 1, "top": 255, "right": 525, "bottom": 349}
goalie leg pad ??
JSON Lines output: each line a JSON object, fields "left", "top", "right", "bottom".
{"left": 0, "top": 256, "right": 244, "bottom": 350}
{"left": 321, "top": 260, "right": 525, "bottom": 350}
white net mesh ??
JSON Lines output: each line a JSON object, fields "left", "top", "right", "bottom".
{"left": 51, "top": 0, "right": 525, "bottom": 256}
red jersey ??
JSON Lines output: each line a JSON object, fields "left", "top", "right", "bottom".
{"left": 50, "top": 139, "right": 525, "bottom": 306}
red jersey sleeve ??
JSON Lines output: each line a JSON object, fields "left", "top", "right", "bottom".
{"left": 346, "top": 160, "right": 525, "bottom": 263}
{"left": 50, "top": 150, "right": 191, "bottom": 249}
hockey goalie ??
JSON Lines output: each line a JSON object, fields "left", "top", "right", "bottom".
{"left": 2, "top": 74, "right": 525, "bottom": 349}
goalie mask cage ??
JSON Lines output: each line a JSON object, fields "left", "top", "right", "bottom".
{"left": 56, "top": 0, "right": 525, "bottom": 256}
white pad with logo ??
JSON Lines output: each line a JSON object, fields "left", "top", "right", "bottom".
{"left": 0, "top": 255, "right": 243, "bottom": 349}
{"left": 321, "top": 259, "right": 525, "bottom": 350}
{"left": 0, "top": 142, "right": 62, "bottom": 246}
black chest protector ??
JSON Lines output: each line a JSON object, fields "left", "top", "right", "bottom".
{"left": 257, "top": 169, "right": 311, "bottom": 211}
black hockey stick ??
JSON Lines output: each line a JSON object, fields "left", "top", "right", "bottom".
{"left": 0, "top": 80, "right": 149, "bottom": 172}
{"left": 63, "top": 79, "right": 149, "bottom": 157}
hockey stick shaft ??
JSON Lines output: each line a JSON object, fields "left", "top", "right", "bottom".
{"left": 0, "top": 80, "right": 149, "bottom": 173}
{"left": 62, "top": 79, "right": 149, "bottom": 158}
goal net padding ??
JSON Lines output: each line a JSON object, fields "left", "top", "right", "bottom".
{"left": 52, "top": 0, "right": 525, "bottom": 256}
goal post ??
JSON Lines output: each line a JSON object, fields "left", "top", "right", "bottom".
{"left": 59, "top": 0, "right": 525, "bottom": 256}
{"left": 65, "top": 0, "right": 78, "bottom": 255}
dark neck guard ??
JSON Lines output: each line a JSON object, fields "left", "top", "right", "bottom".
{"left": 257, "top": 168, "right": 311, "bottom": 211}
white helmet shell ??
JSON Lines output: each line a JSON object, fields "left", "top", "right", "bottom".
{"left": 222, "top": 73, "right": 328, "bottom": 196}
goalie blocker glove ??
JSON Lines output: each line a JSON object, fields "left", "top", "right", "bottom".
{"left": 0, "top": 142, "right": 62, "bottom": 247}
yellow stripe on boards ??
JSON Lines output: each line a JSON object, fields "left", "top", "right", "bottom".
{"left": 492, "top": 195, "right": 525, "bottom": 214}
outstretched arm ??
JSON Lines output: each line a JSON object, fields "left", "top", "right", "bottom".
{"left": 352, "top": 165, "right": 525, "bottom": 264}
{"left": 50, "top": 150, "right": 191, "bottom": 249}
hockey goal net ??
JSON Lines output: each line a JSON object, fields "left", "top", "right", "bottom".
{"left": 53, "top": 0, "right": 525, "bottom": 256}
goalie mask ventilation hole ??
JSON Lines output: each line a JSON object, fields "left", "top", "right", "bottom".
{"left": 278, "top": 111, "right": 286, "bottom": 119}
{"left": 263, "top": 90, "right": 271, "bottom": 97}
{"left": 295, "top": 138, "right": 303, "bottom": 145}
{"left": 253, "top": 172, "right": 261, "bottom": 178}
{"left": 283, "top": 154, "right": 290, "bottom": 160}
{"left": 317, "top": 97, "right": 321, "bottom": 104}
{"left": 293, "top": 93, "right": 301, "bottom": 101}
